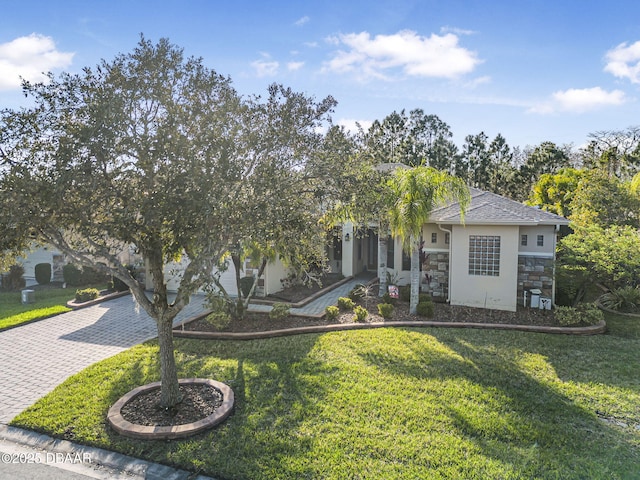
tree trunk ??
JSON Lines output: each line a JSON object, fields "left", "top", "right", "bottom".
{"left": 409, "top": 237, "right": 420, "bottom": 315}
{"left": 378, "top": 233, "right": 388, "bottom": 297}
{"left": 157, "top": 311, "right": 182, "bottom": 408}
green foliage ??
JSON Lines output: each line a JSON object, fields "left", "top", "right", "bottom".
{"left": 558, "top": 224, "right": 640, "bottom": 291}
{"left": 63, "top": 264, "right": 82, "bottom": 286}
{"left": 599, "top": 286, "right": 640, "bottom": 313}
{"left": 353, "top": 305, "right": 368, "bottom": 322}
{"left": 380, "top": 292, "right": 396, "bottom": 305}
{"left": 269, "top": 302, "right": 291, "bottom": 321}
{"left": 338, "top": 297, "right": 355, "bottom": 311}
{"left": 419, "top": 293, "right": 432, "bottom": 304}
{"left": 1, "top": 264, "right": 26, "bottom": 291}
{"left": 399, "top": 285, "right": 411, "bottom": 302}
{"left": 204, "top": 311, "right": 231, "bottom": 331}
{"left": 555, "top": 303, "right": 604, "bottom": 327}
{"left": 34, "top": 263, "right": 51, "bottom": 285}
{"left": 527, "top": 168, "right": 582, "bottom": 217}
{"left": 325, "top": 305, "right": 339, "bottom": 321}
{"left": 377, "top": 303, "right": 394, "bottom": 319}
{"left": 75, "top": 288, "right": 100, "bottom": 303}
{"left": 416, "top": 300, "right": 435, "bottom": 318}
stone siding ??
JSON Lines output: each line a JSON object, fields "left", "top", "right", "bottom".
{"left": 423, "top": 252, "right": 449, "bottom": 301}
{"left": 517, "top": 255, "right": 554, "bottom": 306}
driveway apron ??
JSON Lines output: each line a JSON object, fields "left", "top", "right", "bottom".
{"left": 0, "top": 294, "right": 206, "bottom": 424}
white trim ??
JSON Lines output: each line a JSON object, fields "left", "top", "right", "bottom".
{"left": 422, "top": 248, "right": 450, "bottom": 253}
{"left": 518, "top": 251, "right": 554, "bottom": 258}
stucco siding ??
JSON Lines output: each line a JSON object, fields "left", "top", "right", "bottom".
{"left": 449, "top": 225, "right": 519, "bottom": 311}
{"left": 518, "top": 225, "right": 556, "bottom": 256}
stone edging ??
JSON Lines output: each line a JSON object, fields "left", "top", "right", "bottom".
{"left": 250, "top": 275, "right": 358, "bottom": 308}
{"left": 173, "top": 319, "right": 607, "bottom": 341}
{"left": 107, "top": 378, "right": 234, "bottom": 440}
{"left": 596, "top": 300, "right": 640, "bottom": 318}
{"left": 66, "top": 290, "right": 131, "bottom": 310}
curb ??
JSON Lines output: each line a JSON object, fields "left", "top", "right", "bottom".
{"left": 66, "top": 290, "right": 131, "bottom": 310}
{"left": 0, "top": 424, "right": 216, "bottom": 480}
{"left": 174, "top": 319, "right": 607, "bottom": 341}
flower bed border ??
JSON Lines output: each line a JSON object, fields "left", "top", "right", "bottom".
{"left": 66, "top": 290, "right": 130, "bottom": 310}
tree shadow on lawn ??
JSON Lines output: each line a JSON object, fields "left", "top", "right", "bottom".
{"left": 357, "top": 327, "right": 639, "bottom": 479}
{"left": 117, "top": 333, "right": 337, "bottom": 479}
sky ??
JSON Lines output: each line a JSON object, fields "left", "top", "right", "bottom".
{"left": 1, "top": 0, "right": 640, "bottom": 150}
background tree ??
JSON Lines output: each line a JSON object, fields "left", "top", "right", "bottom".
{"left": 388, "top": 166, "right": 469, "bottom": 314}
{"left": 580, "top": 127, "right": 640, "bottom": 178}
{"left": 0, "top": 38, "right": 335, "bottom": 408}
{"left": 527, "top": 168, "right": 583, "bottom": 217}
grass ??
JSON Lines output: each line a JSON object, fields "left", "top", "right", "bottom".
{"left": 11, "top": 313, "right": 640, "bottom": 479}
{"left": 0, "top": 288, "right": 74, "bottom": 330}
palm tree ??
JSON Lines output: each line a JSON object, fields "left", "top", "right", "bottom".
{"left": 388, "top": 166, "right": 470, "bottom": 314}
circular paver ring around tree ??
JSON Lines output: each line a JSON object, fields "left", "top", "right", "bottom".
{"left": 107, "top": 378, "right": 234, "bottom": 440}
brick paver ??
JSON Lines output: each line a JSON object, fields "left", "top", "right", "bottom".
{"left": 0, "top": 294, "right": 206, "bottom": 424}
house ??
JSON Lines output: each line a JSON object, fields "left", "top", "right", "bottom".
{"left": 329, "top": 187, "right": 569, "bottom": 312}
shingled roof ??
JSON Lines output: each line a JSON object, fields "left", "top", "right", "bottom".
{"left": 430, "top": 187, "right": 569, "bottom": 226}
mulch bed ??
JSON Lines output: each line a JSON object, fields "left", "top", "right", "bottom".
{"left": 183, "top": 297, "right": 559, "bottom": 334}
{"left": 264, "top": 273, "right": 344, "bottom": 303}
{"left": 120, "top": 383, "right": 224, "bottom": 427}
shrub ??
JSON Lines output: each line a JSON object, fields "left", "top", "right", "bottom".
{"left": 63, "top": 264, "right": 83, "bottom": 286}
{"left": 555, "top": 303, "right": 604, "bottom": 326}
{"left": 338, "top": 297, "right": 355, "bottom": 310}
{"left": 75, "top": 288, "right": 100, "bottom": 303}
{"left": 269, "top": 302, "right": 291, "bottom": 321}
{"left": 239, "top": 276, "right": 255, "bottom": 298}
{"left": 1, "top": 264, "right": 26, "bottom": 291}
{"left": 377, "top": 303, "right": 394, "bottom": 319}
{"left": 35, "top": 263, "right": 52, "bottom": 285}
{"left": 599, "top": 286, "right": 640, "bottom": 313}
{"left": 110, "top": 265, "right": 136, "bottom": 292}
{"left": 419, "top": 293, "right": 432, "bottom": 304}
{"left": 205, "top": 311, "right": 231, "bottom": 330}
{"left": 325, "top": 305, "right": 340, "bottom": 321}
{"left": 354, "top": 305, "right": 368, "bottom": 322}
{"left": 416, "top": 301, "right": 435, "bottom": 318}
{"left": 399, "top": 285, "right": 411, "bottom": 302}
{"left": 80, "top": 266, "right": 107, "bottom": 285}
{"left": 381, "top": 292, "right": 396, "bottom": 305}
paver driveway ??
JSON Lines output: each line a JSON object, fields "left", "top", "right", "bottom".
{"left": 0, "top": 294, "right": 206, "bottom": 424}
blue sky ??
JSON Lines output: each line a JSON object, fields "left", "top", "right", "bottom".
{"left": 2, "top": 0, "right": 640, "bottom": 149}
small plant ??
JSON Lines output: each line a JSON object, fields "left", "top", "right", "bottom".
{"left": 419, "top": 292, "right": 432, "bottom": 304}
{"left": 416, "top": 300, "right": 434, "bottom": 318}
{"left": 399, "top": 285, "right": 411, "bottom": 302}
{"left": 1, "top": 264, "right": 26, "bottom": 291}
{"left": 205, "top": 311, "right": 231, "bottom": 330}
{"left": 269, "top": 302, "right": 291, "bottom": 320}
{"left": 599, "top": 286, "right": 640, "bottom": 313}
{"left": 35, "top": 263, "right": 52, "bottom": 285}
{"left": 75, "top": 288, "right": 100, "bottom": 303}
{"left": 377, "top": 303, "right": 394, "bottom": 319}
{"left": 354, "top": 305, "right": 368, "bottom": 322}
{"left": 325, "top": 305, "right": 339, "bottom": 321}
{"left": 555, "top": 303, "right": 604, "bottom": 326}
{"left": 381, "top": 292, "right": 396, "bottom": 305}
{"left": 338, "top": 297, "right": 355, "bottom": 310}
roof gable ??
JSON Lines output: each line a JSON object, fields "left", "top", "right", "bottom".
{"left": 430, "top": 187, "right": 569, "bottom": 225}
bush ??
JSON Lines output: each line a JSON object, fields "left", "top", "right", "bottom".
{"left": 599, "top": 286, "right": 640, "bottom": 313}
{"left": 381, "top": 292, "right": 396, "bottom": 305}
{"left": 269, "top": 302, "right": 290, "bottom": 321}
{"left": 75, "top": 288, "right": 100, "bottom": 303}
{"left": 35, "top": 263, "right": 52, "bottom": 285}
{"left": 377, "top": 303, "right": 394, "bottom": 319}
{"left": 204, "top": 311, "right": 231, "bottom": 330}
{"left": 110, "top": 265, "right": 137, "bottom": 292}
{"left": 239, "top": 276, "right": 255, "bottom": 298}
{"left": 1, "top": 264, "right": 26, "bottom": 291}
{"left": 416, "top": 301, "right": 435, "bottom": 318}
{"left": 63, "top": 264, "right": 83, "bottom": 286}
{"left": 399, "top": 285, "right": 411, "bottom": 302}
{"left": 338, "top": 297, "right": 355, "bottom": 311}
{"left": 354, "top": 305, "right": 368, "bottom": 322}
{"left": 325, "top": 305, "right": 340, "bottom": 321}
{"left": 555, "top": 303, "right": 604, "bottom": 326}
{"left": 419, "top": 293, "right": 432, "bottom": 304}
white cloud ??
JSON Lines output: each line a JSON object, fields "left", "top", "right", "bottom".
{"left": 528, "top": 87, "right": 627, "bottom": 114}
{"left": 287, "top": 61, "right": 304, "bottom": 72}
{"left": 0, "top": 33, "right": 74, "bottom": 90}
{"left": 294, "top": 16, "right": 310, "bottom": 27}
{"left": 251, "top": 53, "right": 279, "bottom": 77}
{"left": 323, "top": 30, "right": 481, "bottom": 80}
{"left": 604, "top": 40, "right": 640, "bottom": 83}
{"left": 336, "top": 118, "right": 372, "bottom": 133}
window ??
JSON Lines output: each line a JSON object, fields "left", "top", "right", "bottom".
{"left": 386, "top": 236, "right": 394, "bottom": 269}
{"left": 402, "top": 250, "right": 411, "bottom": 271}
{"left": 431, "top": 232, "right": 437, "bottom": 243}
{"left": 521, "top": 234, "right": 528, "bottom": 246}
{"left": 537, "top": 235, "right": 544, "bottom": 247}
{"left": 445, "top": 232, "right": 450, "bottom": 245}
{"left": 468, "top": 235, "right": 500, "bottom": 276}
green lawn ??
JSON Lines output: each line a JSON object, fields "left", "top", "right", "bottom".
{"left": 11, "top": 314, "right": 640, "bottom": 479}
{"left": 0, "top": 288, "right": 74, "bottom": 330}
